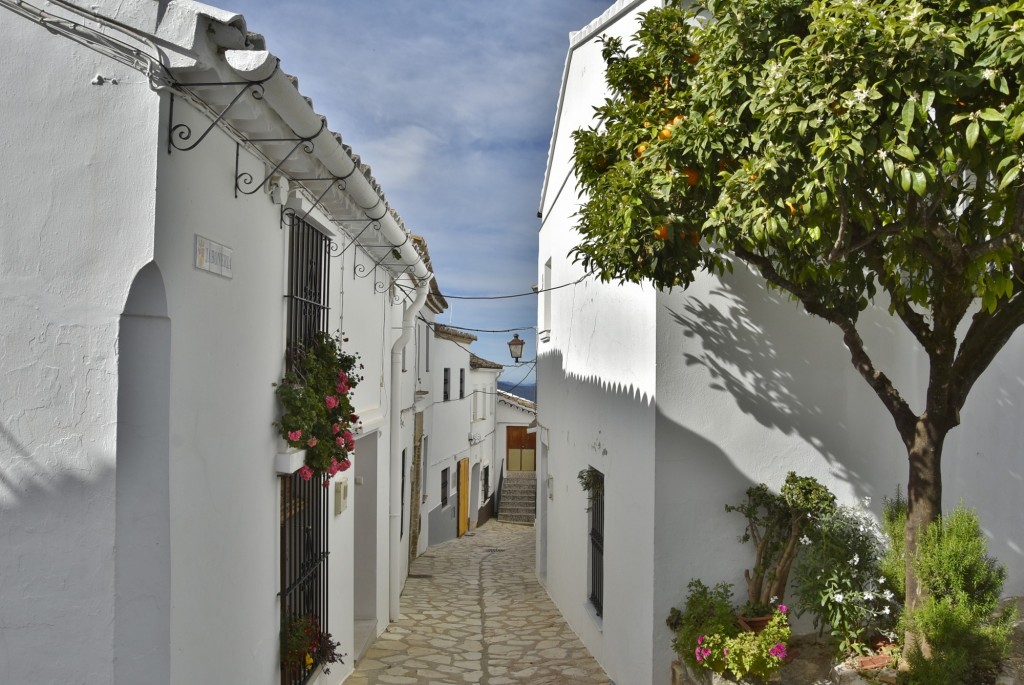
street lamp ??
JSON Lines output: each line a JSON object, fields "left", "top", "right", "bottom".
{"left": 507, "top": 333, "right": 525, "bottom": 363}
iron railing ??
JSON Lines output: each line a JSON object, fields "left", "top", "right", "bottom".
{"left": 286, "top": 215, "right": 331, "bottom": 371}
{"left": 588, "top": 471, "right": 605, "bottom": 617}
{"left": 280, "top": 473, "right": 330, "bottom": 685}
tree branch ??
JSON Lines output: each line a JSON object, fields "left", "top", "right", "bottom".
{"left": 952, "top": 291, "right": 1024, "bottom": 410}
{"left": 734, "top": 247, "right": 919, "bottom": 443}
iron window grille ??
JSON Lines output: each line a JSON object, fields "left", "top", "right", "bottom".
{"left": 286, "top": 214, "right": 332, "bottom": 371}
{"left": 483, "top": 466, "right": 490, "bottom": 499}
{"left": 588, "top": 469, "right": 605, "bottom": 617}
{"left": 441, "top": 467, "right": 449, "bottom": 508}
{"left": 459, "top": 369, "right": 465, "bottom": 398}
{"left": 443, "top": 368, "right": 451, "bottom": 401}
{"left": 280, "top": 473, "right": 330, "bottom": 685}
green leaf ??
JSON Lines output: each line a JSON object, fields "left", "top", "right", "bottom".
{"left": 883, "top": 157, "right": 895, "bottom": 178}
{"left": 978, "top": 108, "right": 1005, "bottom": 122}
{"left": 901, "top": 100, "right": 916, "bottom": 129}
{"left": 998, "top": 165, "right": 1021, "bottom": 191}
{"left": 921, "top": 90, "right": 935, "bottom": 110}
{"left": 966, "top": 120, "right": 980, "bottom": 149}
{"left": 900, "top": 168, "right": 913, "bottom": 192}
{"left": 912, "top": 170, "right": 927, "bottom": 196}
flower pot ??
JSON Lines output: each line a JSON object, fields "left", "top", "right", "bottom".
{"left": 671, "top": 660, "right": 777, "bottom": 685}
{"left": 275, "top": 449, "right": 307, "bottom": 475}
{"left": 855, "top": 653, "right": 891, "bottom": 670}
{"left": 737, "top": 614, "right": 773, "bottom": 634}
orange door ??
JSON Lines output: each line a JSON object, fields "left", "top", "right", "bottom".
{"left": 457, "top": 458, "right": 469, "bottom": 537}
{"left": 506, "top": 426, "right": 537, "bottom": 471}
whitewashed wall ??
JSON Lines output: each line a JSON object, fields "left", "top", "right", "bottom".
{"left": 536, "top": 3, "right": 661, "bottom": 684}
{"left": 0, "top": 16, "right": 161, "bottom": 684}
{"left": 539, "top": 2, "right": 1024, "bottom": 685}
{"left": 425, "top": 334, "right": 474, "bottom": 544}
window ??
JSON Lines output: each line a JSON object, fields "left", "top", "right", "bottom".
{"left": 483, "top": 465, "right": 490, "bottom": 499}
{"left": 286, "top": 214, "right": 331, "bottom": 370}
{"left": 424, "top": 325, "right": 430, "bottom": 372}
{"left": 441, "top": 467, "right": 449, "bottom": 508}
{"left": 459, "top": 369, "right": 465, "bottom": 398}
{"left": 281, "top": 214, "right": 332, "bottom": 684}
{"left": 280, "top": 473, "right": 329, "bottom": 685}
{"left": 402, "top": 344, "right": 407, "bottom": 372}
{"left": 541, "top": 258, "right": 552, "bottom": 341}
{"left": 472, "top": 388, "right": 479, "bottom": 420}
{"left": 443, "top": 368, "right": 451, "bottom": 401}
{"left": 588, "top": 469, "right": 605, "bottom": 617}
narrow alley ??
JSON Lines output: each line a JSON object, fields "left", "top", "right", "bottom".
{"left": 347, "top": 522, "right": 610, "bottom": 685}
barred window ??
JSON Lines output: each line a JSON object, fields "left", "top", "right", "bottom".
{"left": 588, "top": 469, "right": 605, "bottom": 617}
{"left": 280, "top": 474, "right": 329, "bottom": 684}
{"left": 286, "top": 214, "right": 331, "bottom": 370}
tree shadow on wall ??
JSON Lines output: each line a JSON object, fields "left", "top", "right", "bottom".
{"left": 661, "top": 267, "right": 904, "bottom": 496}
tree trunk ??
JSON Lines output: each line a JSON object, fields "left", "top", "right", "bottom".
{"left": 902, "top": 413, "right": 951, "bottom": 660}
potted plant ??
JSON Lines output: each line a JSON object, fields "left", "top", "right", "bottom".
{"left": 273, "top": 331, "right": 362, "bottom": 481}
{"left": 667, "top": 580, "right": 791, "bottom": 684}
{"left": 280, "top": 614, "right": 345, "bottom": 676}
{"left": 725, "top": 472, "right": 835, "bottom": 625}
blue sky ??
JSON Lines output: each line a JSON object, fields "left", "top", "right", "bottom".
{"left": 235, "top": 1, "right": 612, "bottom": 386}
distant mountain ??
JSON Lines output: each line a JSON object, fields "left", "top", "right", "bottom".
{"left": 498, "top": 381, "right": 536, "bottom": 402}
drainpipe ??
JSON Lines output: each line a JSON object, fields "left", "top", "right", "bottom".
{"left": 388, "top": 279, "right": 429, "bottom": 620}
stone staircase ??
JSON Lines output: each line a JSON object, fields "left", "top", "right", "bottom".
{"left": 497, "top": 471, "right": 536, "bottom": 524}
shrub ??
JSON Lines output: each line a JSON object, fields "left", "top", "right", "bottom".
{"left": 791, "top": 498, "right": 900, "bottom": 657}
{"left": 879, "top": 487, "right": 907, "bottom": 601}
{"left": 667, "top": 579, "right": 739, "bottom": 670}
{"left": 905, "top": 505, "right": 1016, "bottom": 685}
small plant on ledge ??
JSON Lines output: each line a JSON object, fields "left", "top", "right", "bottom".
{"left": 577, "top": 466, "right": 604, "bottom": 510}
{"left": 280, "top": 614, "right": 345, "bottom": 677}
{"left": 273, "top": 331, "right": 363, "bottom": 482}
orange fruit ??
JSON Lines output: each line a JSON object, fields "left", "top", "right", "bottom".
{"left": 672, "top": 115, "right": 685, "bottom": 126}
{"left": 636, "top": 143, "right": 649, "bottom": 158}
{"left": 682, "top": 168, "right": 699, "bottom": 185}
{"left": 654, "top": 224, "right": 669, "bottom": 240}
{"left": 659, "top": 127, "right": 672, "bottom": 141}
{"left": 686, "top": 52, "right": 700, "bottom": 65}
{"left": 785, "top": 201, "right": 797, "bottom": 216}
{"left": 689, "top": 231, "right": 701, "bottom": 245}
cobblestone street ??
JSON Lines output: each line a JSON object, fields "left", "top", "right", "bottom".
{"left": 346, "top": 521, "right": 610, "bottom": 685}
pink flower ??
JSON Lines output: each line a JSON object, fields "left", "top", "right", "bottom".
{"left": 723, "top": 648, "right": 728, "bottom": 656}
{"left": 332, "top": 423, "right": 341, "bottom": 434}
{"left": 287, "top": 429, "right": 302, "bottom": 442}
{"left": 328, "top": 459, "right": 341, "bottom": 476}
{"left": 297, "top": 465, "right": 313, "bottom": 481}
{"left": 325, "top": 395, "right": 339, "bottom": 409}
{"left": 338, "top": 370, "right": 348, "bottom": 383}
{"left": 769, "top": 643, "right": 787, "bottom": 660}
{"left": 697, "top": 635, "right": 704, "bottom": 645}
{"left": 339, "top": 459, "right": 351, "bottom": 472}
{"left": 777, "top": 604, "right": 788, "bottom": 614}
{"left": 343, "top": 430, "right": 355, "bottom": 451}
{"left": 350, "top": 413, "right": 359, "bottom": 422}
{"left": 336, "top": 381, "right": 349, "bottom": 394}
{"left": 336, "top": 436, "right": 345, "bottom": 446}
{"left": 307, "top": 437, "right": 318, "bottom": 448}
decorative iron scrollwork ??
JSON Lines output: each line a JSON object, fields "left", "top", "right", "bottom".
{"left": 235, "top": 118, "right": 325, "bottom": 197}
{"left": 166, "top": 60, "right": 281, "bottom": 155}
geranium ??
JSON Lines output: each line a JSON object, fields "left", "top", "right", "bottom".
{"left": 274, "top": 332, "right": 362, "bottom": 481}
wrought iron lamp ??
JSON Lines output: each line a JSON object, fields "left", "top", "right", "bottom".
{"left": 507, "top": 333, "right": 525, "bottom": 363}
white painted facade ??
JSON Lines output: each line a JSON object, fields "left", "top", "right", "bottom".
{"left": 537, "top": 2, "right": 1024, "bottom": 685}
{"left": 0, "top": 2, "right": 434, "bottom": 683}
{"left": 422, "top": 326, "right": 502, "bottom": 544}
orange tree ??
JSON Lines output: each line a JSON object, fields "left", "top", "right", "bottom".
{"left": 571, "top": 0, "right": 1024, "bottom": 634}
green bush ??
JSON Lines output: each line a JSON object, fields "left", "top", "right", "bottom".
{"left": 905, "top": 505, "right": 1016, "bottom": 685}
{"left": 791, "top": 500, "right": 899, "bottom": 657}
{"left": 667, "top": 579, "right": 739, "bottom": 670}
{"left": 879, "top": 487, "right": 907, "bottom": 601}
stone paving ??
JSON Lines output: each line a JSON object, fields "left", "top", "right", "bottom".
{"left": 346, "top": 521, "right": 610, "bottom": 685}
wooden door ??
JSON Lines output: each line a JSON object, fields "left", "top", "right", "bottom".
{"left": 457, "top": 458, "right": 469, "bottom": 537}
{"left": 506, "top": 426, "right": 536, "bottom": 471}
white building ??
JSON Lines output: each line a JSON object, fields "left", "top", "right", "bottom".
{"left": 0, "top": 1, "right": 436, "bottom": 683}
{"left": 536, "top": 2, "right": 1024, "bottom": 684}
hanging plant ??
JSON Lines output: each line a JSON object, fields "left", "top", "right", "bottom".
{"left": 577, "top": 466, "right": 604, "bottom": 510}
{"left": 273, "top": 331, "right": 363, "bottom": 482}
